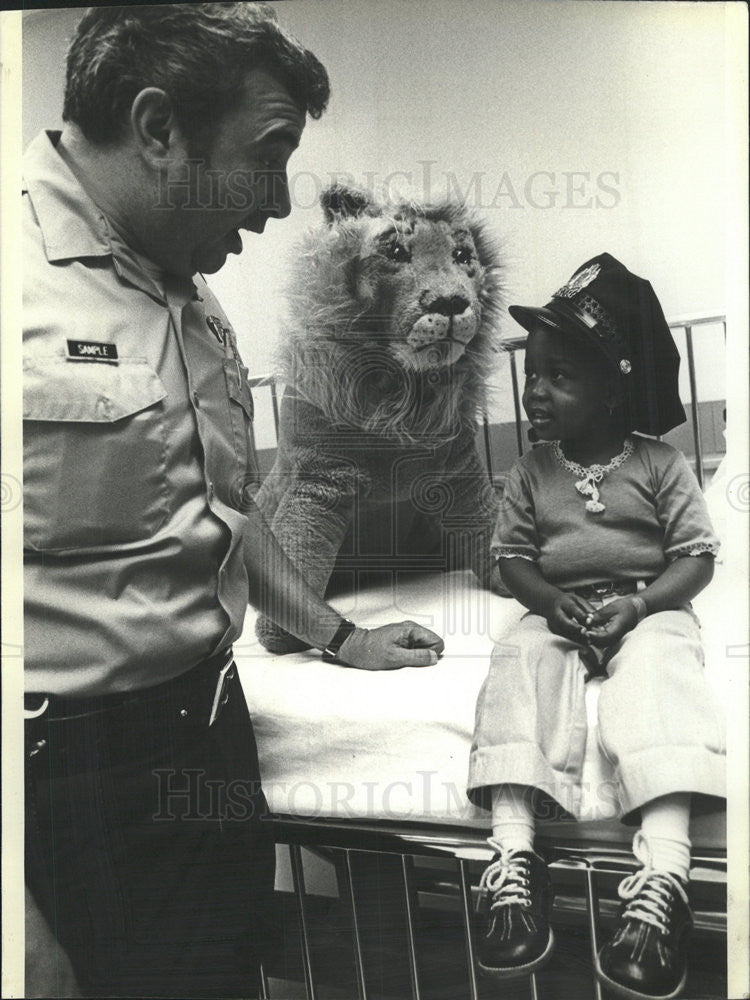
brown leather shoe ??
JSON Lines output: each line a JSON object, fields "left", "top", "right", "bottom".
{"left": 476, "top": 844, "right": 555, "bottom": 979}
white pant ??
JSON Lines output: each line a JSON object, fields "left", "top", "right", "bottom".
{"left": 467, "top": 607, "right": 726, "bottom": 820}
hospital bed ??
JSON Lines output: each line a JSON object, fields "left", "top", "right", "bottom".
{"left": 237, "top": 314, "right": 729, "bottom": 1000}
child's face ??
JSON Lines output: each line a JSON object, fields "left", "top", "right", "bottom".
{"left": 522, "top": 326, "right": 612, "bottom": 445}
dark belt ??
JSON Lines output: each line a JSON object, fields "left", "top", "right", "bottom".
{"left": 24, "top": 647, "right": 235, "bottom": 728}
{"left": 572, "top": 579, "right": 649, "bottom": 601}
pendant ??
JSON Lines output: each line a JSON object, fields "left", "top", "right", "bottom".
{"left": 576, "top": 476, "right": 605, "bottom": 513}
{"left": 585, "top": 499, "right": 605, "bottom": 513}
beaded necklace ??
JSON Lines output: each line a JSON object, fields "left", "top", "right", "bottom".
{"left": 552, "top": 437, "right": 634, "bottom": 513}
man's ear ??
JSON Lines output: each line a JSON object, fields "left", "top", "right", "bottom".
{"left": 130, "top": 88, "right": 183, "bottom": 167}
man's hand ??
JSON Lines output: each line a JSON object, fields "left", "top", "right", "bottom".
{"left": 546, "top": 593, "right": 595, "bottom": 642}
{"left": 583, "top": 598, "right": 639, "bottom": 647}
{"left": 244, "top": 506, "right": 445, "bottom": 666}
{"left": 336, "top": 621, "right": 444, "bottom": 670}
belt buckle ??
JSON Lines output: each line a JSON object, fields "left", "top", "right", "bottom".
{"left": 592, "top": 582, "right": 614, "bottom": 597}
{"left": 208, "top": 654, "right": 234, "bottom": 727}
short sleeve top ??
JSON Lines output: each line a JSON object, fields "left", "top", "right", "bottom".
{"left": 492, "top": 435, "right": 719, "bottom": 590}
{"left": 23, "top": 131, "right": 259, "bottom": 696}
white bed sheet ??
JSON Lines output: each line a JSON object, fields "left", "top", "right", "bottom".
{"left": 237, "top": 557, "right": 729, "bottom": 849}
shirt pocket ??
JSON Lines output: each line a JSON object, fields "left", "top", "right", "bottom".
{"left": 222, "top": 357, "right": 260, "bottom": 511}
{"left": 23, "top": 357, "right": 170, "bottom": 551}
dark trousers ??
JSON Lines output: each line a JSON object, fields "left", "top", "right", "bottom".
{"left": 25, "top": 667, "right": 275, "bottom": 999}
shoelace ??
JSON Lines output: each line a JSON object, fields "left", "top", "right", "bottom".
{"left": 617, "top": 831, "right": 689, "bottom": 934}
{"left": 478, "top": 839, "right": 533, "bottom": 911}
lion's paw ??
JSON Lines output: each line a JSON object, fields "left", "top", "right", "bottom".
{"left": 255, "top": 615, "right": 313, "bottom": 655}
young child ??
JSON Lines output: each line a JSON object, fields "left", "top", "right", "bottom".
{"left": 468, "top": 254, "right": 725, "bottom": 1000}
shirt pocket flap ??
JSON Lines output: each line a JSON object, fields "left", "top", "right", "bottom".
{"left": 23, "top": 358, "right": 168, "bottom": 423}
{"left": 222, "top": 358, "right": 254, "bottom": 421}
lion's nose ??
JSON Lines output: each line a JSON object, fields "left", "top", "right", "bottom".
{"left": 424, "top": 294, "right": 470, "bottom": 317}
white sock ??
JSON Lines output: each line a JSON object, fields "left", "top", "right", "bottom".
{"left": 639, "top": 793, "right": 692, "bottom": 882}
{"left": 490, "top": 784, "right": 535, "bottom": 853}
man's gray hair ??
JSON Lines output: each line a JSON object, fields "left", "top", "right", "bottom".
{"left": 62, "top": 3, "right": 330, "bottom": 147}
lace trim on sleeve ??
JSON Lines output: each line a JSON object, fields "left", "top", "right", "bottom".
{"left": 669, "top": 541, "right": 720, "bottom": 559}
{"left": 494, "top": 548, "right": 537, "bottom": 562}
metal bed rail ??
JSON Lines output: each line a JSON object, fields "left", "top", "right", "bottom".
{"left": 259, "top": 817, "right": 726, "bottom": 1000}
{"left": 249, "top": 312, "right": 726, "bottom": 491}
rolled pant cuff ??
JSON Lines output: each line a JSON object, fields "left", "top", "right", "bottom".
{"left": 468, "top": 743, "right": 581, "bottom": 819}
{"left": 613, "top": 744, "right": 726, "bottom": 816}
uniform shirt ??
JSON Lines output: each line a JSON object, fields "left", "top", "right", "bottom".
{"left": 492, "top": 435, "right": 719, "bottom": 590}
{"left": 23, "top": 130, "right": 259, "bottom": 696}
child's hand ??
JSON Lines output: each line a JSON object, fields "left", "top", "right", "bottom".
{"left": 547, "top": 594, "right": 595, "bottom": 642}
{"left": 582, "top": 598, "right": 639, "bottom": 647}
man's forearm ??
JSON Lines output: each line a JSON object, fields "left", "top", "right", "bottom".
{"left": 243, "top": 502, "right": 345, "bottom": 651}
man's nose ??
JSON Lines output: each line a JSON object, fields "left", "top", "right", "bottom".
{"left": 264, "top": 173, "right": 291, "bottom": 219}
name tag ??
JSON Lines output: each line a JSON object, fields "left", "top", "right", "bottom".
{"left": 67, "top": 339, "right": 119, "bottom": 362}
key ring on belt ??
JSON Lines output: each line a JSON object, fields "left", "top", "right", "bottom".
{"left": 208, "top": 650, "right": 235, "bottom": 727}
{"left": 24, "top": 696, "right": 49, "bottom": 720}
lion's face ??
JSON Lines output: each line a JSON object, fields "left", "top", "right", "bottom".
{"left": 283, "top": 184, "right": 503, "bottom": 440}
{"left": 345, "top": 211, "right": 486, "bottom": 372}
{"left": 291, "top": 184, "right": 500, "bottom": 375}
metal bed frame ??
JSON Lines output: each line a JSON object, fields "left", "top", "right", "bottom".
{"left": 259, "top": 819, "right": 726, "bottom": 1000}
{"left": 248, "top": 313, "right": 727, "bottom": 1000}
{"left": 250, "top": 313, "right": 726, "bottom": 490}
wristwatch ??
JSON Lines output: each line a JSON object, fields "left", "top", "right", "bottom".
{"left": 321, "top": 618, "right": 357, "bottom": 663}
{"left": 629, "top": 595, "right": 648, "bottom": 623}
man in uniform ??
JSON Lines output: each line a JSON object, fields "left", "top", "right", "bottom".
{"left": 23, "top": 6, "right": 443, "bottom": 996}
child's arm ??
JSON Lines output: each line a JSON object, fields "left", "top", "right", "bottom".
{"left": 585, "top": 553, "right": 714, "bottom": 646}
{"left": 500, "top": 557, "right": 596, "bottom": 642}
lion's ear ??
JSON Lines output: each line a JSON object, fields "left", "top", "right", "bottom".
{"left": 321, "top": 184, "right": 377, "bottom": 225}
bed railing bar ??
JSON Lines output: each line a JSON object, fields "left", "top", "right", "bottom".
{"left": 289, "top": 843, "right": 317, "bottom": 1000}
{"left": 684, "top": 326, "right": 704, "bottom": 489}
{"left": 584, "top": 866, "right": 605, "bottom": 1000}
{"left": 508, "top": 348, "right": 525, "bottom": 457}
{"left": 529, "top": 970, "right": 540, "bottom": 1000}
{"left": 271, "top": 817, "right": 726, "bottom": 871}
{"left": 400, "top": 855, "right": 423, "bottom": 1000}
{"left": 482, "top": 415, "right": 495, "bottom": 484}
{"left": 270, "top": 379, "right": 280, "bottom": 438}
{"left": 458, "top": 859, "right": 480, "bottom": 1000}
{"left": 258, "top": 962, "right": 270, "bottom": 1000}
{"left": 343, "top": 849, "right": 369, "bottom": 1000}
{"left": 668, "top": 312, "right": 726, "bottom": 328}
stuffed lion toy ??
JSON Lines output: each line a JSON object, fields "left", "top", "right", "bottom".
{"left": 254, "top": 183, "right": 505, "bottom": 653}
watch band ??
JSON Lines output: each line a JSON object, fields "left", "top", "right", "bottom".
{"left": 629, "top": 595, "right": 648, "bottom": 623}
{"left": 321, "top": 618, "right": 357, "bottom": 663}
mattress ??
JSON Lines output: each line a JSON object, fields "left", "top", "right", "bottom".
{"left": 237, "top": 559, "right": 729, "bottom": 850}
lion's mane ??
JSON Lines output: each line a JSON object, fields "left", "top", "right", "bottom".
{"left": 275, "top": 189, "right": 504, "bottom": 443}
